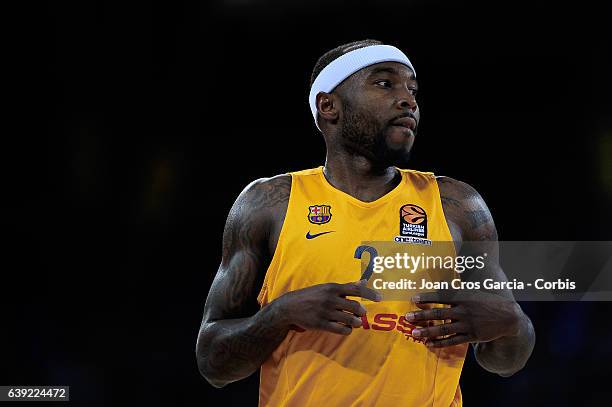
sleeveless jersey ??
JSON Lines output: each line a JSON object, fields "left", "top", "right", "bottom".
{"left": 257, "top": 167, "right": 467, "bottom": 407}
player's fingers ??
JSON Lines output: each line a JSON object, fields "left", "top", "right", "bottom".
{"left": 424, "top": 334, "right": 471, "bottom": 348}
{"left": 405, "top": 307, "right": 454, "bottom": 322}
{"left": 413, "top": 302, "right": 431, "bottom": 311}
{"left": 330, "top": 311, "right": 363, "bottom": 328}
{"left": 411, "top": 322, "right": 466, "bottom": 339}
{"left": 412, "top": 290, "right": 461, "bottom": 305}
{"left": 335, "top": 298, "right": 367, "bottom": 316}
{"left": 339, "top": 280, "right": 382, "bottom": 302}
{"left": 323, "top": 321, "right": 353, "bottom": 336}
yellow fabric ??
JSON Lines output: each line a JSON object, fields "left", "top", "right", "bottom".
{"left": 257, "top": 167, "right": 467, "bottom": 407}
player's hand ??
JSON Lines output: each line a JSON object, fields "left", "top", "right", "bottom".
{"left": 404, "top": 289, "right": 522, "bottom": 348}
{"left": 275, "top": 280, "right": 382, "bottom": 335}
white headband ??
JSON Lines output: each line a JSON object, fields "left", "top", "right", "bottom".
{"left": 309, "top": 44, "right": 416, "bottom": 130}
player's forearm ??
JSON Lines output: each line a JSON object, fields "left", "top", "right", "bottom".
{"left": 196, "top": 301, "right": 291, "bottom": 388}
{"left": 473, "top": 309, "right": 535, "bottom": 377}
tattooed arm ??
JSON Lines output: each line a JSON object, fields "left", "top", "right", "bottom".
{"left": 195, "top": 175, "right": 292, "bottom": 388}
{"left": 440, "top": 177, "right": 535, "bottom": 376}
{"left": 196, "top": 175, "right": 379, "bottom": 388}
{"left": 406, "top": 177, "right": 535, "bottom": 376}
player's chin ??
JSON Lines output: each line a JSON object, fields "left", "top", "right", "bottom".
{"left": 385, "top": 126, "right": 415, "bottom": 158}
{"left": 386, "top": 125, "right": 415, "bottom": 150}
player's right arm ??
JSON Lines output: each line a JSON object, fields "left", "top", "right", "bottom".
{"left": 196, "top": 176, "right": 380, "bottom": 388}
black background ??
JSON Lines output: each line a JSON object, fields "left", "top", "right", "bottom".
{"left": 3, "top": 0, "right": 612, "bottom": 406}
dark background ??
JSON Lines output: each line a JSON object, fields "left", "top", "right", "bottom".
{"left": 3, "top": 0, "right": 612, "bottom": 406}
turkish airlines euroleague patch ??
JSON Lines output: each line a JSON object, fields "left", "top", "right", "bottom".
{"left": 394, "top": 204, "right": 432, "bottom": 245}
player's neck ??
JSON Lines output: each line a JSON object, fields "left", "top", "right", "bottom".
{"left": 323, "top": 153, "right": 401, "bottom": 203}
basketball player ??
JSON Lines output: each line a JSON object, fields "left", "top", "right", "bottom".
{"left": 196, "top": 40, "right": 535, "bottom": 406}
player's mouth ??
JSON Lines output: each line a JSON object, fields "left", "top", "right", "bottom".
{"left": 390, "top": 116, "right": 417, "bottom": 131}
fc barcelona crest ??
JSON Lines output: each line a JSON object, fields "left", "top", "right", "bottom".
{"left": 308, "top": 205, "right": 332, "bottom": 224}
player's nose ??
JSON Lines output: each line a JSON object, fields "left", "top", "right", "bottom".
{"left": 395, "top": 91, "right": 417, "bottom": 112}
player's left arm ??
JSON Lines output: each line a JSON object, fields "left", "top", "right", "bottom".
{"left": 406, "top": 176, "right": 535, "bottom": 377}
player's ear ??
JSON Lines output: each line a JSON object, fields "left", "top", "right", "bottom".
{"left": 316, "top": 92, "right": 339, "bottom": 124}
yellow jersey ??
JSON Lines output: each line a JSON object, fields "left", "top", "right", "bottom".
{"left": 257, "top": 166, "right": 467, "bottom": 406}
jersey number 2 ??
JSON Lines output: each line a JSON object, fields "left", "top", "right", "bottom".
{"left": 354, "top": 245, "right": 378, "bottom": 282}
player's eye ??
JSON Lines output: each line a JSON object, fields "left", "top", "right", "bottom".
{"left": 409, "top": 88, "right": 418, "bottom": 96}
{"left": 375, "top": 80, "right": 392, "bottom": 88}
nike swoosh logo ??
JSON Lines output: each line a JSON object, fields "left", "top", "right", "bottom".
{"left": 306, "top": 231, "right": 335, "bottom": 239}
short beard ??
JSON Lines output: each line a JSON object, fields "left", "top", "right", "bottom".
{"left": 339, "top": 100, "right": 412, "bottom": 170}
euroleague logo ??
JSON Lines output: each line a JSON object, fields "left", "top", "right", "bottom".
{"left": 395, "top": 204, "right": 432, "bottom": 245}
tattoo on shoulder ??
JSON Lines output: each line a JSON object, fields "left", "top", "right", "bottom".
{"left": 244, "top": 175, "right": 291, "bottom": 210}
{"left": 222, "top": 175, "right": 291, "bottom": 260}
{"left": 441, "top": 195, "right": 462, "bottom": 208}
{"left": 437, "top": 176, "right": 497, "bottom": 241}
{"left": 466, "top": 209, "right": 491, "bottom": 230}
